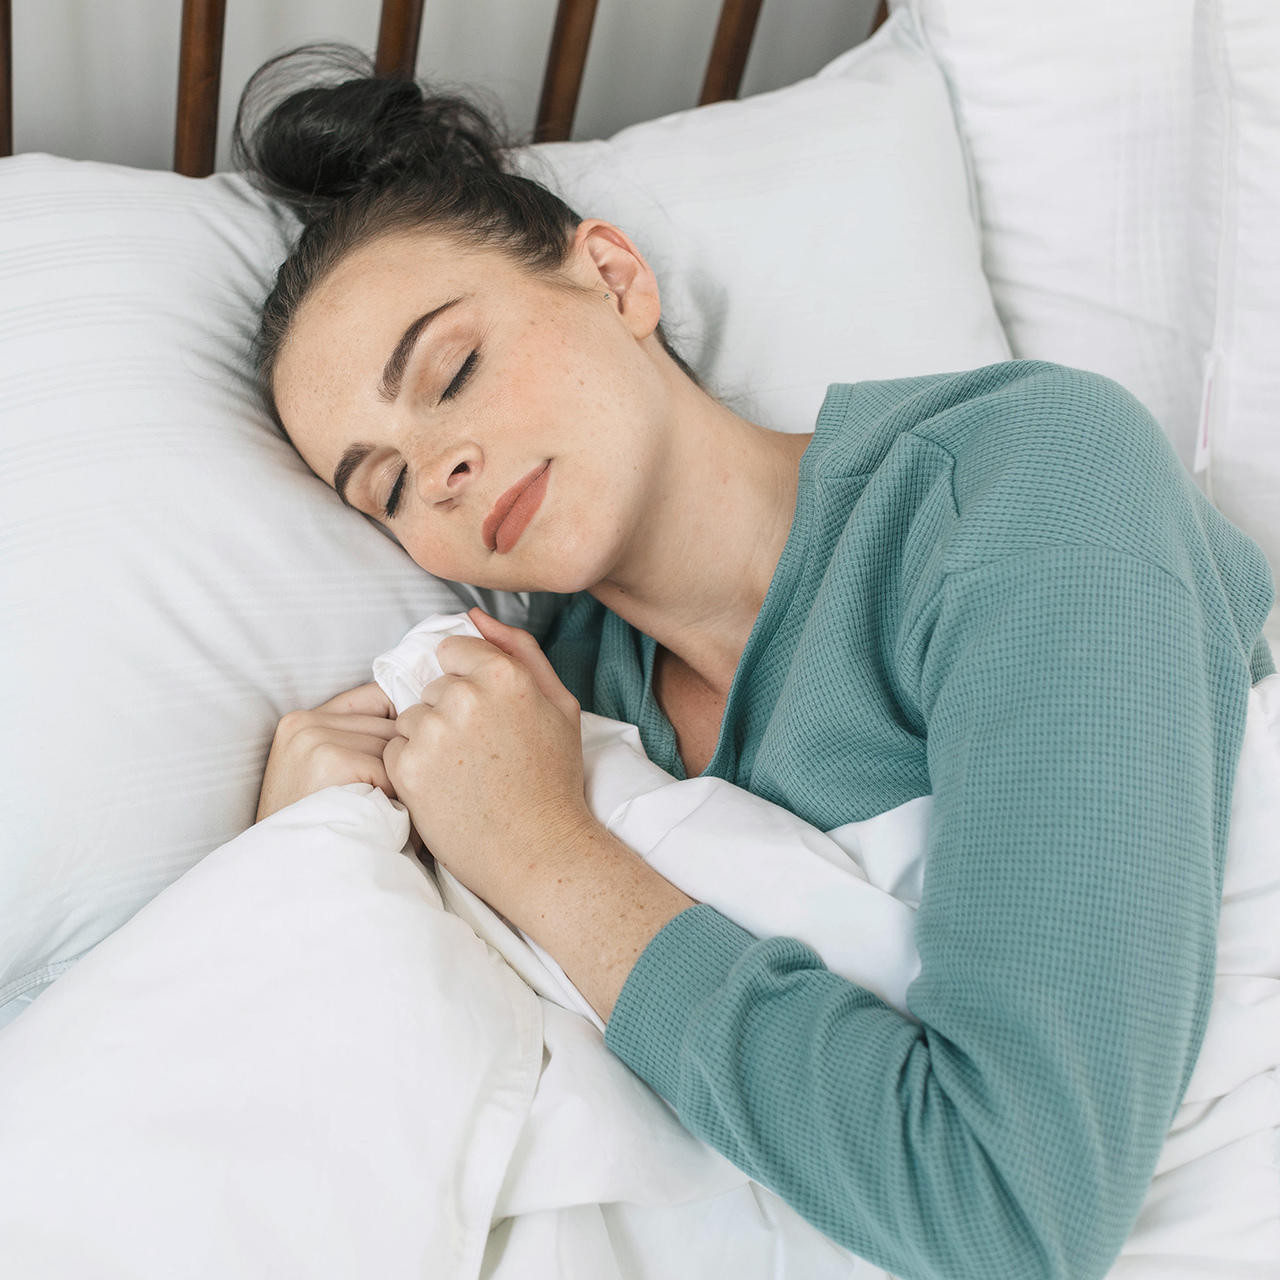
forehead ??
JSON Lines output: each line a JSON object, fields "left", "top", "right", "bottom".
{"left": 272, "top": 230, "right": 513, "bottom": 468}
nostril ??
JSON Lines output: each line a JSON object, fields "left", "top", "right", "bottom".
{"left": 448, "top": 462, "right": 469, "bottom": 486}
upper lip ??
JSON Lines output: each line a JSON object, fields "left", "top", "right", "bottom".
{"left": 482, "top": 462, "right": 550, "bottom": 551}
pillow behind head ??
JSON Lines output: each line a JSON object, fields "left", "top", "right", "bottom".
{"left": 517, "top": 6, "right": 1011, "bottom": 434}
{"left": 0, "top": 156, "right": 485, "bottom": 1028}
{"left": 0, "top": 7, "right": 1009, "bottom": 1030}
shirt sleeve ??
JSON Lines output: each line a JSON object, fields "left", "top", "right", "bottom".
{"left": 604, "top": 544, "right": 1249, "bottom": 1280}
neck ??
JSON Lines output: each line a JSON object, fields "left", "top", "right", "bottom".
{"left": 589, "top": 366, "right": 812, "bottom": 695}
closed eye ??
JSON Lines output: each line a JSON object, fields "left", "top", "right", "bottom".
{"left": 382, "top": 464, "right": 408, "bottom": 519}
{"left": 381, "top": 349, "right": 478, "bottom": 518}
{"left": 440, "top": 349, "right": 479, "bottom": 402}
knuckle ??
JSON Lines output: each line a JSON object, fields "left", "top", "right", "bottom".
{"left": 286, "top": 721, "right": 321, "bottom": 751}
{"left": 276, "top": 709, "right": 308, "bottom": 738}
{"left": 312, "top": 739, "right": 345, "bottom": 766}
{"left": 491, "top": 654, "right": 528, "bottom": 688}
{"left": 452, "top": 681, "right": 481, "bottom": 712}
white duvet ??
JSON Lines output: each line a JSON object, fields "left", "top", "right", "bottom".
{"left": 0, "top": 630, "right": 1276, "bottom": 1278}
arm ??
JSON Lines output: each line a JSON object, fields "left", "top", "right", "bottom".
{"left": 596, "top": 548, "right": 1244, "bottom": 1279}
{"left": 382, "top": 572, "right": 1247, "bottom": 1277}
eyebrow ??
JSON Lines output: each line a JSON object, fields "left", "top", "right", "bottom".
{"left": 333, "top": 443, "right": 375, "bottom": 510}
{"left": 377, "top": 295, "right": 466, "bottom": 403}
{"left": 332, "top": 295, "right": 466, "bottom": 507}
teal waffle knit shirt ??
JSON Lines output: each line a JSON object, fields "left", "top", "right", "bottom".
{"left": 542, "top": 361, "right": 1276, "bottom": 1280}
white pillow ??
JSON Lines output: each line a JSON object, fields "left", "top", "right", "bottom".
{"left": 0, "top": 158, "right": 475, "bottom": 1029}
{"left": 521, "top": 5, "right": 1011, "bottom": 434}
{"left": 0, "top": 8, "right": 1009, "bottom": 1030}
{"left": 901, "top": 0, "right": 1280, "bottom": 651}
{"left": 1195, "top": 0, "right": 1280, "bottom": 652}
{"left": 900, "top": 0, "right": 1209, "bottom": 471}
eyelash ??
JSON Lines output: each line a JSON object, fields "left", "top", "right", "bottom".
{"left": 441, "top": 348, "right": 480, "bottom": 402}
{"left": 382, "top": 349, "right": 480, "bottom": 519}
{"left": 383, "top": 465, "right": 408, "bottom": 520}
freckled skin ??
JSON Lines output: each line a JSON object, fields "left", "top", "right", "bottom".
{"left": 259, "top": 220, "right": 815, "bottom": 1032}
{"left": 274, "top": 220, "right": 677, "bottom": 597}
{"left": 273, "top": 214, "right": 810, "bottom": 695}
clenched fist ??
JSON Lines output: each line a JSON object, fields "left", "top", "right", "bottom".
{"left": 383, "top": 608, "right": 596, "bottom": 912}
{"left": 256, "top": 681, "right": 402, "bottom": 823}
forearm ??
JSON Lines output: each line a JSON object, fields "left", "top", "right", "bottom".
{"left": 601, "top": 551, "right": 1237, "bottom": 1278}
{"left": 498, "top": 816, "right": 696, "bottom": 1023}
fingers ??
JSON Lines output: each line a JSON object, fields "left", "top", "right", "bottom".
{"left": 301, "top": 727, "right": 400, "bottom": 760}
{"left": 257, "top": 724, "right": 397, "bottom": 823}
{"left": 436, "top": 635, "right": 560, "bottom": 710}
{"left": 434, "top": 633, "right": 507, "bottom": 677}
{"left": 288, "top": 724, "right": 403, "bottom": 791}
{"left": 392, "top": 700, "right": 429, "bottom": 736}
{"left": 462, "top": 609, "right": 581, "bottom": 720}
{"left": 315, "top": 680, "right": 396, "bottom": 719}
{"left": 305, "top": 712, "right": 402, "bottom": 741}
{"left": 383, "top": 730, "right": 407, "bottom": 777}
{"left": 469, "top": 607, "right": 536, "bottom": 657}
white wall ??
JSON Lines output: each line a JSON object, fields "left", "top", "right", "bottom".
{"left": 11, "top": 0, "right": 878, "bottom": 171}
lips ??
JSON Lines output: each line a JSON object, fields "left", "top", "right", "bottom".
{"left": 483, "top": 462, "right": 551, "bottom": 554}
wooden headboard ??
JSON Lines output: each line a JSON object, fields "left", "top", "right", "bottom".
{"left": 0, "top": 0, "right": 889, "bottom": 176}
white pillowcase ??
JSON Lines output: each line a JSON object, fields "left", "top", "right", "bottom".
{"left": 0, "top": 9, "right": 1009, "bottom": 1030}
{"left": 0, "top": 158, "right": 475, "bottom": 1029}
{"left": 1195, "top": 0, "right": 1280, "bottom": 651}
{"left": 901, "top": 0, "right": 1209, "bottom": 468}
{"left": 521, "top": 6, "right": 1010, "bottom": 434}
{"left": 903, "top": 0, "right": 1280, "bottom": 650}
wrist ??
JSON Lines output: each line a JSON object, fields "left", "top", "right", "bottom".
{"left": 525, "top": 800, "right": 602, "bottom": 869}
{"left": 506, "top": 819, "right": 697, "bottom": 1023}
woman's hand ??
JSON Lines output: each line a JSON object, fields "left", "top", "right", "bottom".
{"left": 383, "top": 608, "right": 593, "bottom": 909}
{"left": 256, "top": 681, "right": 401, "bottom": 823}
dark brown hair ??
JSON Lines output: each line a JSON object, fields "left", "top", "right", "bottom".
{"left": 231, "top": 44, "right": 699, "bottom": 430}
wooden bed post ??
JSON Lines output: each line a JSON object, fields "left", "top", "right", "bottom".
{"left": 174, "top": 0, "right": 226, "bottom": 177}
{"left": 375, "top": 0, "right": 427, "bottom": 78}
{"left": 0, "top": 0, "right": 12, "bottom": 158}
{"left": 535, "top": 0, "right": 600, "bottom": 143}
{"left": 0, "top": 0, "right": 891, "bottom": 171}
{"left": 699, "top": 0, "right": 764, "bottom": 106}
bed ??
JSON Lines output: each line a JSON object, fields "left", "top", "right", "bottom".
{"left": 1, "top": 1, "right": 1278, "bottom": 1276}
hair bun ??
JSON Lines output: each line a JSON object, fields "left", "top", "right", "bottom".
{"left": 232, "top": 43, "right": 510, "bottom": 222}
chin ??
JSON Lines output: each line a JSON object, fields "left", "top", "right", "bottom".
{"left": 501, "top": 519, "right": 613, "bottom": 595}
{"left": 505, "top": 561, "right": 599, "bottom": 596}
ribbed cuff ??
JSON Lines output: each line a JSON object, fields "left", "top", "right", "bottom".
{"left": 604, "top": 903, "right": 758, "bottom": 1100}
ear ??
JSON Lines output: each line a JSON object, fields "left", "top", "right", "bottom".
{"left": 568, "top": 219, "right": 662, "bottom": 339}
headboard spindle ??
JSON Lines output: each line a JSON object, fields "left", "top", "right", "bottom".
{"left": 699, "top": 0, "right": 764, "bottom": 105}
{"left": 534, "top": 0, "right": 599, "bottom": 143}
{"left": 0, "top": 0, "right": 880, "bottom": 171}
{"left": 376, "top": 0, "right": 426, "bottom": 78}
{"left": 1, "top": 0, "right": 12, "bottom": 158}
{"left": 174, "top": 0, "right": 226, "bottom": 177}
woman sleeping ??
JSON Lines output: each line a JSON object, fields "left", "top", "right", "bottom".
{"left": 238, "top": 45, "right": 1276, "bottom": 1280}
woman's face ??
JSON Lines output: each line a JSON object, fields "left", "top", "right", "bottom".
{"left": 272, "top": 221, "right": 674, "bottom": 594}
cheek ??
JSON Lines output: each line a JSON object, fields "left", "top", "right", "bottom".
{"left": 508, "top": 302, "right": 641, "bottom": 423}
{"left": 398, "top": 530, "right": 468, "bottom": 583}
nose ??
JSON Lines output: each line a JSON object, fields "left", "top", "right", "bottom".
{"left": 413, "top": 439, "right": 482, "bottom": 505}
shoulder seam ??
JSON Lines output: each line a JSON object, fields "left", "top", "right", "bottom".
{"left": 902, "top": 430, "right": 962, "bottom": 520}
{"left": 939, "top": 541, "right": 1197, "bottom": 603}
{"left": 901, "top": 429, "right": 1198, "bottom": 607}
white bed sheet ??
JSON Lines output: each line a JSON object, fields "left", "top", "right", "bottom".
{"left": 0, "top": 673, "right": 1275, "bottom": 1278}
